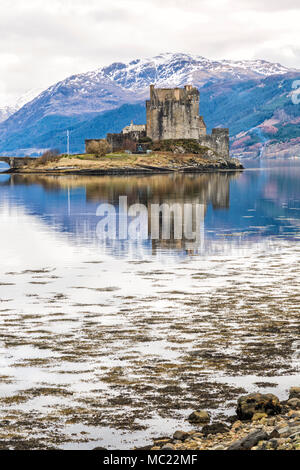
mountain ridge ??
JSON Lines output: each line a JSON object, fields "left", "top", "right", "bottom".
{"left": 0, "top": 88, "right": 43, "bottom": 123}
{"left": 0, "top": 53, "right": 299, "bottom": 156}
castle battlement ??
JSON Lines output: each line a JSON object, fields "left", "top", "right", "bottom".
{"left": 148, "top": 84, "right": 199, "bottom": 104}
{"left": 146, "top": 85, "right": 206, "bottom": 141}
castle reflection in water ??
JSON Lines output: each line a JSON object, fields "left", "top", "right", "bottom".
{"left": 0, "top": 164, "right": 299, "bottom": 257}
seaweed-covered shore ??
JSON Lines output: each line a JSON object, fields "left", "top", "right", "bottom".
{"left": 149, "top": 388, "right": 300, "bottom": 451}
{"left": 0, "top": 240, "right": 299, "bottom": 450}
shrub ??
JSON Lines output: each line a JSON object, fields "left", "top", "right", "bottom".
{"left": 36, "top": 149, "right": 60, "bottom": 165}
{"left": 86, "top": 140, "right": 112, "bottom": 157}
{"left": 139, "top": 136, "right": 152, "bottom": 143}
{"left": 151, "top": 139, "right": 207, "bottom": 154}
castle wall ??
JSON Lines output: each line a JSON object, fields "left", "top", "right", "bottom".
{"left": 106, "top": 129, "right": 147, "bottom": 152}
{"left": 146, "top": 85, "right": 206, "bottom": 141}
{"left": 122, "top": 122, "right": 146, "bottom": 134}
{"left": 106, "top": 134, "right": 126, "bottom": 152}
{"left": 199, "top": 128, "right": 229, "bottom": 159}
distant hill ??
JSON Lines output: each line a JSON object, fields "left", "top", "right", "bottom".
{"left": 0, "top": 53, "right": 299, "bottom": 156}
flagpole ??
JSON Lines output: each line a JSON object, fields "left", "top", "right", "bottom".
{"left": 67, "top": 130, "right": 70, "bottom": 156}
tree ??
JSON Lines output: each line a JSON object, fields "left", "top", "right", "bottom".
{"left": 86, "top": 140, "right": 112, "bottom": 157}
{"left": 37, "top": 149, "right": 60, "bottom": 165}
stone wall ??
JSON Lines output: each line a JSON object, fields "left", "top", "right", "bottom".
{"left": 106, "top": 129, "right": 147, "bottom": 152}
{"left": 0, "top": 156, "right": 36, "bottom": 169}
{"left": 146, "top": 85, "right": 207, "bottom": 141}
{"left": 199, "top": 128, "right": 230, "bottom": 159}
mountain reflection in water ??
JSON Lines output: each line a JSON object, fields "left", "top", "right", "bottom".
{"left": 0, "top": 161, "right": 299, "bottom": 257}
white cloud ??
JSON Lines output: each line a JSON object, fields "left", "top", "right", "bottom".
{"left": 0, "top": 0, "right": 299, "bottom": 104}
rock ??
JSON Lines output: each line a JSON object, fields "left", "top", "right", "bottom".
{"left": 153, "top": 438, "right": 172, "bottom": 445}
{"left": 201, "top": 422, "right": 229, "bottom": 436}
{"left": 252, "top": 412, "right": 268, "bottom": 421}
{"left": 269, "top": 426, "right": 295, "bottom": 439}
{"left": 289, "top": 422, "right": 300, "bottom": 429}
{"left": 268, "top": 438, "right": 279, "bottom": 450}
{"left": 134, "top": 445, "right": 153, "bottom": 450}
{"left": 227, "top": 415, "right": 238, "bottom": 424}
{"left": 173, "top": 146, "right": 185, "bottom": 154}
{"left": 288, "top": 426, "right": 300, "bottom": 440}
{"left": 289, "top": 387, "right": 300, "bottom": 400}
{"left": 227, "top": 429, "right": 269, "bottom": 450}
{"left": 188, "top": 410, "right": 210, "bottom": 424}
{"left": 205, "top": 150, "right": 215, "bottom": 159}
{"left": 288, "top": 411, "right": 300, "bottom": 419}
{"left": 173, "top": 430, "right": 189, "bottom": 441}
{"left": 236, "top": 393, "right": 282, "bottom": 420}
{"left": 161, "top": 444, "right": 175, "bottom": 450}
{"left": 231, "top": 420, "right": 242, "bottom": 431}
{"left": 287, "top": 398, "right": 300, "bottom": 409}
{"left": 192, "top": 432, "right": 203, "bottom": 438}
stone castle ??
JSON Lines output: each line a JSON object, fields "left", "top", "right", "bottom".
{"left": 85, "top": 85, "right": 229, "bottom": 158}
{"left": 146, "top": 85, "right": 206, "bottom": 141}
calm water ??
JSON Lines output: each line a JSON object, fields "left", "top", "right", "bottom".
{"left": 0, "top": 160, "right": 299, "bottom": 255}
{"left": 0, "top": 160, "right": 299, "bottom": 449}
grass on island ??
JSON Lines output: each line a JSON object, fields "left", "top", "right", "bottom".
{"left": 63, "top": 153, "right": 140, "bottom": 161}
{"left": 22, "top": 147, "right": 215, "bottom": 172}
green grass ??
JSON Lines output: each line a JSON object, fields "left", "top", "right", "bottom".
{"left": 62, "top": 152, "right": 145, "bottom": 160}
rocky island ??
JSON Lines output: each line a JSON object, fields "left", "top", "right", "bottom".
{"left": 0, "top": 148, "right": 243, "bottom": 176}
{"left": 0, "top": 85, "right": 243, "bottom": 175}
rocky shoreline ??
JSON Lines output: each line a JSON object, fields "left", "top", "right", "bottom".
{"left": 5, "top": 155, "right": 243, "bottom": 176}
{"left": 148, "top": 387, "right": 300, "bottom": 451}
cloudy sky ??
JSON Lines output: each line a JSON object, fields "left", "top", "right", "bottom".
{"left": 1, "top": 0, "right": 300, "bottom": 104}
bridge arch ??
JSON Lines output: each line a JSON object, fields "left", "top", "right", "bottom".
{"left": 0, "top": 156, "right": 36, "bottom": 172}
{"left": 0, "top": 157, "right": 12, "bottom": 172}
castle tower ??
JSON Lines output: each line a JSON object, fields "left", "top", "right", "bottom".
{"left": 146, "top": 85, "right": 206, "bottom": 141}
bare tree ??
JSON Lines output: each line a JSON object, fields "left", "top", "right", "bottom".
{"left": 37, "top": 149, "right": 60, "bottom": 165}
{"left": 86, "top": 140, "right": 112, "bottom": 157}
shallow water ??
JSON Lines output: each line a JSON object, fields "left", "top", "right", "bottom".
{"left": 0, "top": 159, "right": 299, "bottom": 449}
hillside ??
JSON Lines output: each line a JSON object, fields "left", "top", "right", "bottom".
{"left": 0, "top": 53, "right": 299, "bottom": 157}
{"left": 0, "top": 88, "right": 43, "bottom": 124}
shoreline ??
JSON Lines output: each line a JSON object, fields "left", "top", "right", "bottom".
{"left": 146, "top": 388, "right": 300, "bottom": 451}
{"left": 4, "top": 156, "right": 244, "bottom": 176}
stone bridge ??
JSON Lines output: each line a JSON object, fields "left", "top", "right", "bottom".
{"left": 0, "top": 156, "right": 36, "bottom": 170}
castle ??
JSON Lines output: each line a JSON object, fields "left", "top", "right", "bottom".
{"left": 146, "top": 85, "right": 206, "bottom": 141}
{"left": 85, "top": 85, "right": 229, "bottom": 158}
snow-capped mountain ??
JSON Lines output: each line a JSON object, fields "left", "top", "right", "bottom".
{"left": 0, "top": 106, "right": 14, "bottom": 123}
{"left": 0, "top": 53, "right": 298, "bottom": 156}
{"left": 99, "top": 53, "right": 293, "bottom": 91}
{"left": 1, "top": 53, "right": 295, "bottom": 126}
{"left": 0, "top": 88, "right": 43, "bottom": 123}
{"left": 2, "top": 53, "right": 295, "bottom": 121}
